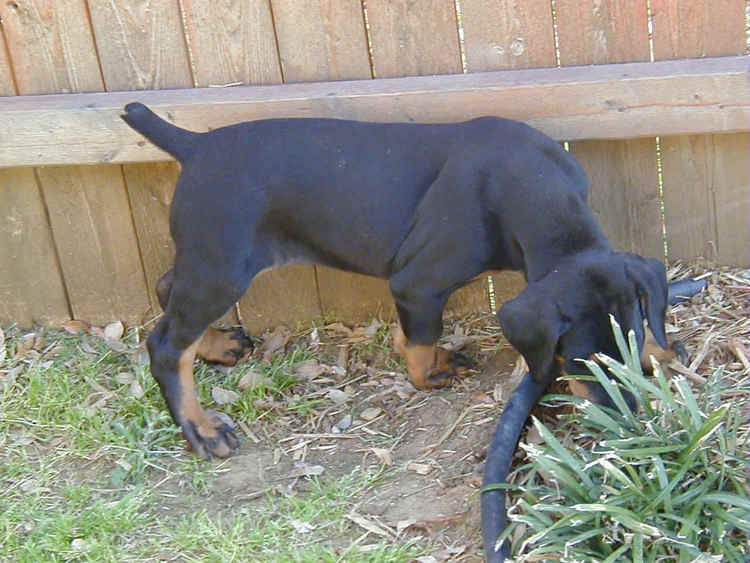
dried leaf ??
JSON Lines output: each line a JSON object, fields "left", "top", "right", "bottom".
{"left": 103, "top": 321, "right": 124, "bottom": 341}
{"left": 70, "top": 539, "right": 89, "bottom": 553}
{"left": 525, "top": 424, "right": 543, "bottom": 445}
{"left": 114, "top": 372, "right": 135, "bottom": 385}
{"left": 441, "top": 334, "right": 472, "bottom": 351}
{"left": 335, "top": 414, "right": 352, "bottom": 431}
{"left": 472, "top": 392, "right": 495, "bottom": 405}
{"left": 289, "top": 461, "right": 325, "bottom": 478}
{"left": 79, "top": 337, "right": 98, "bottom": 355}
{"left": 132, "top": 346, "right": 150, "bottom": 365}
{"left": 129, "top": 379, "right": 144, "bottom": 399}
{"left": 309, "top": 327, "right": 320, "bottom": 348}
{"left": 84, "top": 397, "right": 107, "bottom": 417}
{"left": 105, "top": 339, "right": 128, "bottom": 353}
{"left": 212, "top": 386, "right": 239, "bottom": 405}
{"left": 16, "top": 333, "right": 36, "bottom": 358}
{"left": 327, "top": 389, "right": 350, "bottom": 404}
{"left": 289, "top": 519, "right": 316, "bottom": 534}
{"left": 371, "top": 447, "right": 393, "bottom": 466}
{"left": 351, "top": 318, "right": 382, "bottom": 340}
{"left": 325, "top": 322, "right": 353, "bottom": 336}
{"left": 296, "top": 359, "right": 326, "bottom": 379}
{"left": 360, "top": 407, "right": 382, "bottom": 421}
{"left": 237, "top": 369, "right": 268, "bottom": 390}
{"left": 62, "top": 320, "right": 89, "bottom": 334}
{"left": 396, "top": 519, "right": 417, "bottom": 536}
{"left": 260, "top": 327, "right": 290, "bottom": 361}
{"left": 346, "top": 511, "right": 393, "bottom": 537}
{"left": 407, "top": 462, "right": 433, "bottom": 475}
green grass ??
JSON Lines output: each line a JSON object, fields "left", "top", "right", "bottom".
{"left": 502, "top": 318, "right": 750, "bottom": 562}
{"left": 0, "top": 324, "right": 426, "bottom": 562}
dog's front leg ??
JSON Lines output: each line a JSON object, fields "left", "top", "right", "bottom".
{"left": 390, "top": 304, "right": 471, "bottom": 389}
{"left": 148, "top": 319, "right": 240, "bottom": 459}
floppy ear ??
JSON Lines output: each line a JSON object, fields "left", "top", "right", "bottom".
{"left": 498, "top": 284, "right": 569, "bottom": 384}
{"left": 625, "top": 255, "right": 669, "bottom": 349}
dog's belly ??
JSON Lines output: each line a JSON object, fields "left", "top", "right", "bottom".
{"left": 264, "top": 234, "right": 397, "bottom": 279}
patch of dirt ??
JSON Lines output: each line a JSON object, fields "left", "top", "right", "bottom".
{"left": 152, "top": 314, "right": 521, "bottom": 559}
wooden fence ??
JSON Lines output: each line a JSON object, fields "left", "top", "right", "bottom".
{"left": 0, "top": 1, "right": 748, "bottom": 331}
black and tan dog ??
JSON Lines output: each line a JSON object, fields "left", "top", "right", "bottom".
{"left": 122, "top": 103, "right": 678, "bottom": 460}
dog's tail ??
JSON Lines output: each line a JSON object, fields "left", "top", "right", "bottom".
{"left": 121, "top": 102, "right": 199, "bottom": 163}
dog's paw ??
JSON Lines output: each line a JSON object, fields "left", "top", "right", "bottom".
{"left": 182, "top": 410, "right": 240, "bottom": 460}
{"left": 197, "top": 326, "right": 253, "bottom": 366}
{"left": 423, "top": 348, "right": 474, "bottom": 387}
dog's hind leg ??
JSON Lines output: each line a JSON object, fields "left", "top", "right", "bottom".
{"left": 155, "top": 268, "right": 253, "bottom": 367}
{"left": 148, "top": 255, "right": 263, "bottom": 459}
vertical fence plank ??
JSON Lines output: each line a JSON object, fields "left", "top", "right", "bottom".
{"left": 178, "top": 0, "right": 282, "bottom": 87}
{"left": 365, "top": 0, "right": 490, "bottom": 317}
{"left": 460, "top": 0, "right": 556, "bottom": 71}
{"left": 366, "top": 0, "right": 462, "bottom": 78}
{"left": 0, "top": 0, "right": 149, "bottom": 325}
{"left": 270, "top": 0, "right": 396, "bottom": 326}
{"left": 652, "top": 0, "right": 749, "bottom": 266}
{"left": 555, "top": 1, "right": 663, "bottom": 261}
{"left": 460, "top": 0, "right": 557, "bottom": 308}
{"left": 0, "top": 39, "right": 69, "bottom": 327}
{"left": 0, "top": 168, "right": 71, "bottom": 326}
{"left": 272, "top": 0, "right": 371, "bottom": 82}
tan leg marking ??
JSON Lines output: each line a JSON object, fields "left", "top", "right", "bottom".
{"left": 178, "top": 335, "right": 234, "bottom": 458}
{"left": 392, "top": 325, "right": 467, "bottom": 389}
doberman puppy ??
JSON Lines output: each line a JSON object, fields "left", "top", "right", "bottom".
{"left": 122, "top": 103, "right": 678, "bottom": 459}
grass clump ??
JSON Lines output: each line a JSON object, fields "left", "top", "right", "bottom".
{"left": 505, "top": 318, "right": 750, "bottom": 562}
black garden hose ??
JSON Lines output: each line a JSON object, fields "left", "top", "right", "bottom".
{"left": 667, "top": 278, "right": 708, "bottom": 305}
{"left": 481, "top": 371, "right": 548, "bottom": 562}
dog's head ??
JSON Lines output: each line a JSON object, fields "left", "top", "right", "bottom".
{"left": 498, "top": 251, "right": 669, "bottom": 410}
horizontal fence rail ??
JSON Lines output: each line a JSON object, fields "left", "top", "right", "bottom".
{"left": 1, "top": 56, "right": 748, "bottom": 168}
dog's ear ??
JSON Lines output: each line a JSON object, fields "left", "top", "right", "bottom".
{"left": 624, "top": 255, "right": 669, "bottom": 349}
{"left": 498, "top": 284, "right": 570, "bottom": 382}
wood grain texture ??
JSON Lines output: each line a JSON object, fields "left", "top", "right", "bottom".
{"left": 366, "top": 0, "right": 462, "bottom": 78}
{"left": 0, "top": 0, "right": 149, "bottom": 326}
{"left": 180, "top": 0, "right": 282, "bottom": 87}
{"left": 271, "top": 0, "right": 371, "bottom": 82}
{"left": 3, "top": 56, "right": 748, "bottom": 168}
{"left": 573, "top": 138, "right": 662, "bottom": 258}
{"left": 0, "top": 167, "right": 70, "bottom": 326}
{"left": 459, "top": 0, "right": 555, "bottom": 71}
{"left": 88, "top": 2, "right": 192, "bottom": 90}
{"left": 555, "top": 0, "right": 664, "bottom": 259}
{"left": 39, "top": 165, "right": 150, "bottom": 323}
{"left": 652, "top": 0, "right": 749, "bottom": 266}
{"left": 0, "top": 35, "right": 69, "bottom": 327}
